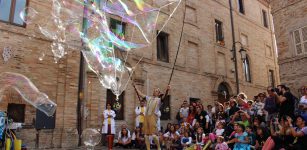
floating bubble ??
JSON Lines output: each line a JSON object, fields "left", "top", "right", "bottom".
{"left": 0, "top": 72, "right": 57, "bottom": 117}
{"left": 82, "top": 128, "right": 101, "bottom": 150}
{"left": 19, "top": 7, "right": 38, "bottom": 25}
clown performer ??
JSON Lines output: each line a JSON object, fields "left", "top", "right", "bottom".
{"left": 133, "top": 83, "right": 170, "bottom": 150}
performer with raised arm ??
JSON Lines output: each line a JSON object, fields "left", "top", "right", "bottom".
{"left": 133, "top": 83, "right": 171, "bottom": 150}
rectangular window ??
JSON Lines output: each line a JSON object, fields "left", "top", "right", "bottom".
{"left": 262, "top": 10, "right": 268, "bottom": 28}
{"left": 160, "top": 95, "right": 171, "bottom": 120}
{"left": 157, "top": 31, "right": 169, "bottom": 62}
{"left": 293, "top": 26, "right": 307, "bottom": 55}
{"left": 110, "top": 18, "right": 126, "bottom": 43}
{"left": 268, "top": 70, "right": 275, "bottom": 87}
{"left": 238, "top": 0, "right": 245, "bottom": 14}
{"left": 7, "top": 103, "right": 25, "bottom": 123}
{"left": 0, "top": 0, "right": 28, "bottom": 26}
{"left": 106, "top": 89, "right": 124, "bottom": 120}
{"left": 215, "top": 20, "right": 224, "bottom": 43}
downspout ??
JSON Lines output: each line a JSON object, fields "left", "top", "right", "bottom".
{"left": 77, "top": 0, "right": 89, "bottom": 146}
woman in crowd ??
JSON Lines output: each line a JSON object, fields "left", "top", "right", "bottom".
{"left": 289, "top": 115, "right": 307, "bottom": 150}
{"left": 131, "top": 126, "right": 145, "bottom": 149}
{"left": 117, "top": 128, "right": 132, "bottom": 148}
{"left": 214, "top": 104, "right": 227, "bottom": 124}
{"left": 165, "top": 123, "right": 172, "bottom": 133}
{"left": 187, "top": 104, "right": 196, "bottom": 125}
{"left": 255, "top": 126, "right": 270, "bottom": 150}
{"left": 163, "top": 124, "right": 180, "bottom": 150}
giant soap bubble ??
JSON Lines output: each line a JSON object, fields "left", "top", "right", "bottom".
{"left": 18, "top": 0, "right": 181, "bottom": 98}
{"left": 0, "top": 72, "right": 57, "bottom": 117}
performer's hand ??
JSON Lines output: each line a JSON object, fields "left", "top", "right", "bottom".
{"left": 167, "top": 85, "right": 171, "bottom": 90}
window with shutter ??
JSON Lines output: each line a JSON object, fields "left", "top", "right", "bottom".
{"left": 293, "top": 26, "right": 307, "bottom": 55}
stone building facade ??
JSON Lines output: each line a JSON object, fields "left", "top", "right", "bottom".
{"left": 0, "top": 0, "right": 279, "bottom": 148}
{"left": 270, "top": 0, "right": 307, "bottom": 97}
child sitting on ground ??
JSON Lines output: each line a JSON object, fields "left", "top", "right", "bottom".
{"left": 209, "top": 122, "right": 225, "bottom": 142}
{"left": 181, "top": 131, "right": 192, "bottom": 149}
{"left": 215, "top": 136, "right": 229, "bottom": 150}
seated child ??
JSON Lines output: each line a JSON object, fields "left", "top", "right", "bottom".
{"left": 215, "top": 136, "right": 229, "bottom": 150}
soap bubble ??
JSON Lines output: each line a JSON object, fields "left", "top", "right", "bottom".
{"left": 82, "top": 128, "right": 101, "bottom": 150}
{"left": 20, "top": 7, "right": 38, "bottom": 25}
{"left": 0, "top": 72, "right": 57, "bottom": 117}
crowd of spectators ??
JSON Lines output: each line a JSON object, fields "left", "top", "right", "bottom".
{"left": 112, "top": 85, "right": 307, "bottom": 150}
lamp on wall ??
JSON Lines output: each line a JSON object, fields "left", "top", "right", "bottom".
{"left": 239, "top": 47, "right": 247, "bottom": 61}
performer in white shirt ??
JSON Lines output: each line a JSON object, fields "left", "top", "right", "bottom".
{"left": 135, "top": 100, "right": 146, "bottom": 128}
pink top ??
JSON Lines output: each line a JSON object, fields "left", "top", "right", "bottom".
{"left": 215, "top": 142, "right": 229, "bottom": 150}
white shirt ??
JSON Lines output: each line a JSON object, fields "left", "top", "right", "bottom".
{"left": 180, "top": 107, "right": 189, "bottom": 118}
{"left": 163, "top": 131, "right": 180, "bottom": 139}
{"left": 119, "top": 136, "right": 130, "bottom": 143}
{"left": 253, "top": 101, "right": 265, "bottom": 116}
{"left": 300, "top": 96, "right": 307, "bottom": 105}
{"left": 215, "top": 129, "right": 225, "bottom": 136}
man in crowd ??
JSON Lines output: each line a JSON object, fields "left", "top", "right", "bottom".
{"left": 264, "top": 87, "right": 279, "bottom": 124}
{"left": 276, "top": 85, "right": 295, "bottom": 119}
{"left": 193, "top": 105, "right": 210, "bottom": 133}
{"left": 135, "top": 100, "right": 146, "bottom": 128}
{"left": 180, "top": 100, "right": 189, "bottom": 121}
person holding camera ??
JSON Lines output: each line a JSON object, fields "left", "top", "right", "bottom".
{"left": 275, "top": 85, "right": 295, "bottom": 119}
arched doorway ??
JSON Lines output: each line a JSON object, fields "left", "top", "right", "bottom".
{"left": 217, "top": 82, "right": 230, "bottom": 103}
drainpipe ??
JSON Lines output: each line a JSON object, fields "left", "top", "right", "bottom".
{"left": 229, "top": 0, "right": 240, "bottom": 94}
{"left": 77, "top": 0, "right": 89, "bottom": 146}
